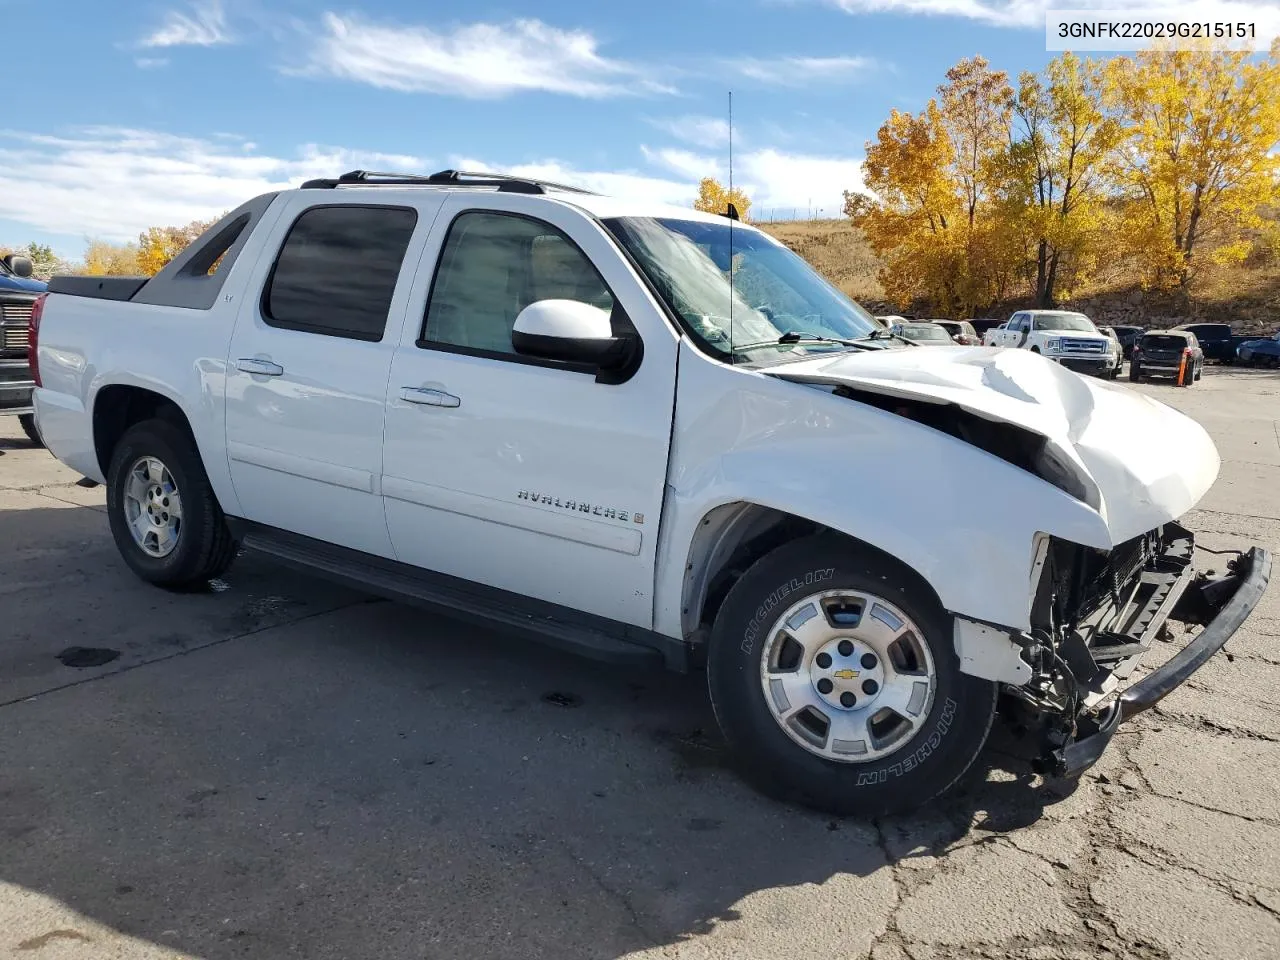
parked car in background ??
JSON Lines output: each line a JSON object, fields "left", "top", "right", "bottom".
{"left": 982, "top": 322, "right": 1007, "bottom": 346}
{"left": 1097, "top": 326, "right": 1123, "bottom": 379}
{"left": 1109, "top": 325, "right": 1144, "bottom": 360}
{"left": 875, "top": 314, "right": 906, "bottom": 329}
{"left": 966, "top": 318, "right": 1004, "bottom": 342}
{"left": 1236, "top": 332, "right": 1280, "bottom": 367}
{"left": 889, "top": 320, "right": 960, "bottom": 345}
{"left": 0, "top": 253, "right": 47, "bottom": 445}
{"left": 1130, "top": 330, "right": 1204, "bottom": 386}
{"left": 931, "top": 319, "right": 981, "bottom": 345}
{"left": 1171, "top": 323, "right": 1251, "bottom": 364}
{"left": 991, "top": 310, "right": 1118, "bottom": 378}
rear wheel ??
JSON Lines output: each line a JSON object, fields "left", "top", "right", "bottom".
{"left": 707, "top": 535, "right": 997, "bottom": 817}
{"left": 106, "top": 419, "right": 238, "bottom": 588}
{"left": 1129, "top": 363, "right": 1142, "bottom": 383}
{"left": 17, "top": 414, "right": 43, "bottom": 447}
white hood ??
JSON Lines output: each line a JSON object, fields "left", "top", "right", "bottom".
{"left": 769, "top": 346, "right": 1220, "bottom": 546}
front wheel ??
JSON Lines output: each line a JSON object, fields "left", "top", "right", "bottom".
{"left": 707, "top": 535, "right": 997, "bottom": 818}
{"left": 106, "top": 418, "right": 238, "bottom": 588}
{"left": 17, "top": 414, "right": 43, "bottom": 447}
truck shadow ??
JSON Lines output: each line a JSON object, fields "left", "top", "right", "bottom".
{"left": 0, "top": 502, "right": 1079, "bottom": 959}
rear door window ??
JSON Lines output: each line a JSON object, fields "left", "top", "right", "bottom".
{"left": 263, "top": 204, "right": 418, "bottom": 342}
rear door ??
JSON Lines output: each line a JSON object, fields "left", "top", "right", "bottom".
{"left": 223, "top": 194, "right": 439, "bottom": 556}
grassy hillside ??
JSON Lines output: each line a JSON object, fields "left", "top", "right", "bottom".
{"left": 760, "top": 219, "right": 1280, "bottom": 334}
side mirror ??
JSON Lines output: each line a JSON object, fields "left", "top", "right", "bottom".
{"left": 512, "top": 299, "right": 637, "bottom": 374}
{"left": 3, "top": 254, "right": 33, "bottom": 278}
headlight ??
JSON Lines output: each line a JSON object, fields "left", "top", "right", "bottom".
{"left": 1044, "top": 338, "right": 1062, "bottom": 353}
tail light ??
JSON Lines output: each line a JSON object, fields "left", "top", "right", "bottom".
{"left": 28, "top": 293, "right": 46, "bottom": 388}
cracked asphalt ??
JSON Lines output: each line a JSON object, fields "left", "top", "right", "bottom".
{"left": 1, "top": 366, "right": 1278, "bottom": 960}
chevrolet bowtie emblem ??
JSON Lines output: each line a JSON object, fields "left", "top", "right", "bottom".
{"left": 832, "top": 669, "right": 859, "bottom": 680}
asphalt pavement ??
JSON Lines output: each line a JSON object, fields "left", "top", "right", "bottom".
{"left": 1, "top": 366, "right": 1278, "bottom": 959}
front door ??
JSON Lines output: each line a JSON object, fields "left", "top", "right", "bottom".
{"left": 224, "top": 196, "right": 430, "bottom": 557}
{"left": 381, "top": 194, "right": 678, "bottom": 628}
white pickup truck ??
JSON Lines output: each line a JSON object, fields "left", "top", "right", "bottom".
{"left": 990, "top": 309, "right": 1120, "bottom": 378}
{"left": 28, "top": 170, "right": 1270, "bottom": 817}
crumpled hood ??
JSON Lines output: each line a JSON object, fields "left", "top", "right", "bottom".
{"left": 769, "top": 345, "right": 1220, "bottom": 546}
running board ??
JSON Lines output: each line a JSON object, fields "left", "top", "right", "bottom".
{"left": 234, "top": 522, "right": 683, "bottom": 671}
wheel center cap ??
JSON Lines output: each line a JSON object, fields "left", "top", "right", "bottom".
{"left": 811, "top": 638, "right": 886, "bottom": 711}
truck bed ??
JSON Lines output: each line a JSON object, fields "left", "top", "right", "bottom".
{"left": 46, "top": 276, "right": 149, "bottom": 301}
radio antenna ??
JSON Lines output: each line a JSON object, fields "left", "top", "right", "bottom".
{"left": 727, "top": 89, "right": 735, "bottom": 360}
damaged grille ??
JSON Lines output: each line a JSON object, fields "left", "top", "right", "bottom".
{"left": 1037, "top": 529, "right": 1161, "bottom": 632}
{"left": 1079, "top": 535, "right": 1149, "bottom": 619}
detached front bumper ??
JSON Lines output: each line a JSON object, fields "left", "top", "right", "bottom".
{"left": 1053, "top": 544, "right": 1272, "bottom": 777}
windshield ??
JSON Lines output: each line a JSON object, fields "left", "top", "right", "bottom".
{"left": 1033, "top": 313, "right": 1097, "bottom": 333}
{"left": 901, "top": 324, "right": 952, "bottom": 341}
{"left": 603, "top": 216, "right": 880, "bottom": 364}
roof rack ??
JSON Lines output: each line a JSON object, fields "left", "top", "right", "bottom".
{"left": 299, "top": 169, "right": 598, "bottom": 196}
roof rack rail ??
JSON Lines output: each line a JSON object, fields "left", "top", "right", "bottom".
{"left": 299, "top": 169, "right": 598, "bottom": 196}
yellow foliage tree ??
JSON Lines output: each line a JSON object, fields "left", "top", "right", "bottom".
{"left": 846, "top": 102, "right": 966, "bottom": 312}
{"left": 82, "top": 239, "right": 142, "bottom": 276}
{"left": 137, "top": 218, "right": 217, "bottom": 276}
{"left": 1103, "top": 40, "right": 1280, "bottom": 288}
{"left": 1003, "top": 52, "right": 1120, "bottom": 305}
{"left": 693, "top": 178, "right": 752, "bottom": 221}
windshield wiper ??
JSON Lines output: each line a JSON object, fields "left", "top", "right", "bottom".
{"left": 731, "top": 331, "right": 872, "bottom": 355}
{"left": 856, "top": 329, "right": 918, "bottom": 347}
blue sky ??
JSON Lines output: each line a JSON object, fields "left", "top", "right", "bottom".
{"left": 3, "top": 0, "right": 1277, "bottom": 258}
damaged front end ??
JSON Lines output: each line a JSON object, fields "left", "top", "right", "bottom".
{"left": 1006, "top": 522, "right": 1271, "bottom": 778}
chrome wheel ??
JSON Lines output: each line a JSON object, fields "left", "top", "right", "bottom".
{"left": 122, "top": 456, "right": 183, "bottom": 558}
{"left": 759, "top": 589, "right": 937, "bottom": 763}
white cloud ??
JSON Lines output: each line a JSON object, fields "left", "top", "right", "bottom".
{"left": 0, "top": 125, "right": 863, "bottom": 256}
{"left": 641, "top": 145, "right": 865, "bottom": 218}
{"left": 738, "top": 150, "right": 866, "bottom": 217}
{"left": 728, "top": 55, "right": 878, "bottom": 86}
{"left": 640, "top": 145, "right": 720, "bottom": 182}
{"left": 134, "top": 57, "right": 170, "bottom": 69}
{"left": 825, "top": 0, "right": 1280, "bottom": 31}
{"left": 647, "top": 115, "right": 732, "bottom": 149}
{"left": 472, "top": 146, "right": 865, "bottom": 220}
{"left": 448, "top": 156, "right": 696, "bottom": 206}
{"left": 0, "top": 127, "right": 426, "bottom": 243}
{"left": 298, "top": 13, "right": 675, "bottom": 99}
{"left": 140, "top": 1, "right": 232, "bottom": 48}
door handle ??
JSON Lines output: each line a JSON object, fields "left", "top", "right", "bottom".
{"left": 400, "top": 387, "right": 460, "bottom": 408}
{"left": 236, "top": 358, "right": 284, "bottom": 377}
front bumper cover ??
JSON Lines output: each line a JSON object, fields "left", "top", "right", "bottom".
{"left": 1053, "top": 544, "right": 1272, "bottom": 777}
{"left": 0, "top": 359, "right": 35, "bottom": 415}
